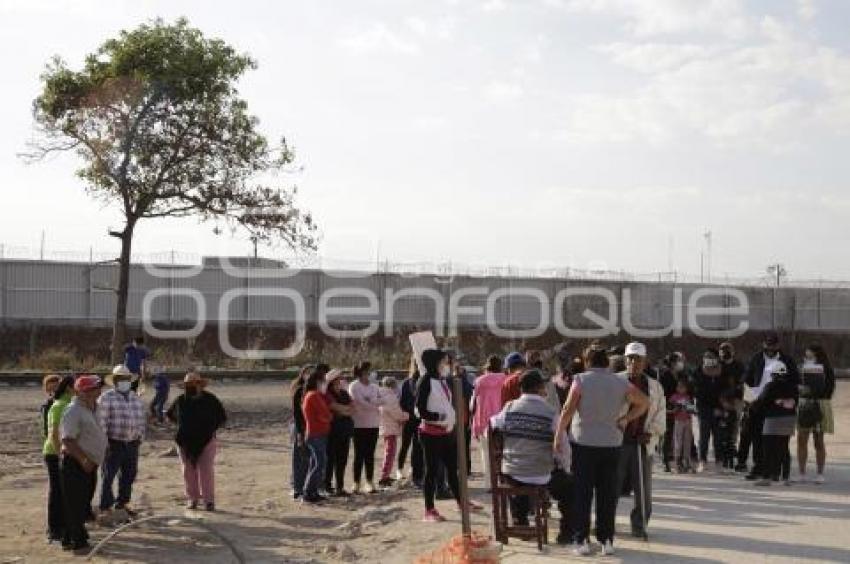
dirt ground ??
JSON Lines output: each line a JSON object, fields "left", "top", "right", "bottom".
{"left": 0, "top": 380, "right": 848, "bottom": 564}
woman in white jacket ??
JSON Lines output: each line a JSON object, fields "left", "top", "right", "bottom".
{"left": 378, "top": 377, "right": 409, "bottom": 486}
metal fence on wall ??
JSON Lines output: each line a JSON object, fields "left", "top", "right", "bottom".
{"left": 2, "top": 256, "right": 850, "bottom": 334}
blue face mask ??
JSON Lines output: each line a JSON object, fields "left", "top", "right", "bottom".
{"left": 116, "top": 381, "right": 131, "bottom": 393}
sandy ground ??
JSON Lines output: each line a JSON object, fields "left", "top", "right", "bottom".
{"left": 0, "top": 380, "right": 848, "bottom": 564}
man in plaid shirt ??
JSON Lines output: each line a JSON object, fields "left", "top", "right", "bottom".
{"left": 97, "top": 365, "right": 146, "bottom": 515}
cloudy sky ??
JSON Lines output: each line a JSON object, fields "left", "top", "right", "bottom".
{"left": 1, "top": 0, "right": 849, "bottom": 279}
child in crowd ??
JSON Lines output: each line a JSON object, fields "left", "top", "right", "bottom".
{"left": 378, "top": 377, "right": 409, "bottom": 487}
{"left": 669, "top": 379, "right": 697, "bottom": 473}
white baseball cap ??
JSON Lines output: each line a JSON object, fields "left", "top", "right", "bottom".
{"left": 625, "top": 342, "right": 647, "bottom": 357}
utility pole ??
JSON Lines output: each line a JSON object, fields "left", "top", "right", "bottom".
{"left": 767, "top": 263, "right": 786, "bottom": 287}
{"left": 704, "top": 230, "right": 712, "bottom": 283}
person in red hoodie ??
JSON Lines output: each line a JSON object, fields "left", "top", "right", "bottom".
{"left": 302, "top": 367, "right": 333, "bottom": 503}
{"left": 499, "top": 352, "right": 528, "bottom": 407}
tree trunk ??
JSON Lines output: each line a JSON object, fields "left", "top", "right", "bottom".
{"left": 110, "top": 222, "right": 136, "bottom": 364}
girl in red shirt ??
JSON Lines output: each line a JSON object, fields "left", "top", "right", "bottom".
{"left": 302, "top": 368, "right": 332, "bottom": 503}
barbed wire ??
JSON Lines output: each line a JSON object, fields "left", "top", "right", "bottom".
{"left": 2, "top": 242, "right": 850, "bottom": 289}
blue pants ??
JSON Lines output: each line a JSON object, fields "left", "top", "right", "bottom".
{"left": 99, "top": 440, "right": 139, "bottom": 510}
{"left": 290, "top": 425, "right": 309, "bottom": 495}
{"left": 305, "top": 436, "right": 328, "bottom": 497}
{"left": 150, "top": 389, "right": 169, "bottom": 423}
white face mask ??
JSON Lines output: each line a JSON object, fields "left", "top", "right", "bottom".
{"left": 440, "top": 365, "right": 452, "bottom": 378}
{"left": 674, "top": 361, "right": 685, "bottom": 373}
{"left": 116, "top": 381, "right": 131, "bottom": 393}
{"left": 320, "top": 382, "right": 328, "bottom": 394}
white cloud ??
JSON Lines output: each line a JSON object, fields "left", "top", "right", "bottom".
{"left": 482, "top": 80, "right": 524, "bottom": 103}
{"left": 559, "top": 21, "right": 850, "bottom": 149}
{"left": 482, "top": 0, "right": 509, "bottom": 13}
{"left": 563, "top": 0, "right": 751, "bottom": 38}
{"left": 797, "top": 0, "right": 817, "bottom": 21}
{"left": 339, "top": 22, "right": 420, "bottom": 55}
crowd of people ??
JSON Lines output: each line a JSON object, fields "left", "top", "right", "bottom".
{"left": 37, "top": 332, "right": 837, "bottom": 556}
{"left": 38, "top": 339, "right": 227, "bottom": 554}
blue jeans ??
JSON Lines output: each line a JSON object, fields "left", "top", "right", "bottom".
{"left": 305, "top": 436, "right": 328, "bottom": 497}
{"left": 99, "top": 440, "right": 139, "bottom": 510}
{"left": 150, "top": 389, "right": 168, "bottom": 423}
{"left": 290, "top": 425, "right": 309, "bottom": 495}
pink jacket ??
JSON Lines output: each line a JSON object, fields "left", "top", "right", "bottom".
{"left": 379, "top": 388, "right": 409, "bottom": 437}
{"left": 471, "top": 371, "right": 508, "bottom": 438}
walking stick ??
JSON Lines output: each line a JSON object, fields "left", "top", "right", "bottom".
{"left": 636, "top": 442, "right": 649, "bottom": 541}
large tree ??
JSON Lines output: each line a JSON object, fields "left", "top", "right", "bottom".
{"left": 28, "top": 18, "right": 317, "bottom": 362}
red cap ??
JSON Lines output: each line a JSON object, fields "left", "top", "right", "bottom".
{"left": 74, "top": 375, "right": 101, "bottom": 393}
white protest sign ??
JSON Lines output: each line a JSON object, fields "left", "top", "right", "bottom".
{"left": 409, "top": 331, "right": 437, "bottom": 375}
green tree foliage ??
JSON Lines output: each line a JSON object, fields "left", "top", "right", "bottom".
{"left": 28, "top": 18, "right": 317, "bottom": 361}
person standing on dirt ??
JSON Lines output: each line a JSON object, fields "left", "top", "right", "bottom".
{"left": 470, "top": 355, "right": 507, "bottom": 487}
{"left": 97, "top": 365, "right": 146, "bottom": 516}
{"left": 397, "top": 356, "right": 423, "bottom": 487}
{"left": 797, "top": 344, "right": 836, "bottom": 484}
{"left": 123, "top": 336, "right": 149, "bottom": 393}
{"left": 42, "top": 374, "right": 69, "bottom": 544}
{"left": 415, "top": 348, "right": 483, "bottom": 522}
{"left": 302, "top": 368, "right": 333, "bottom": 503}
{"left": 290, "top": 364, "right": 316, "bottom": 500}
{"left": 324, "top": 369, "right": 354, "bottom": 496}
{"left": 349, "top": 361, "right": 382, "bottom": 493}
{"left": 554, "top": 342, "right": 649, "bottom": 556}
{"left": 615, "top": 343, "right": 666, "bottom": 539}
{"left": 167, "top": 372, "right": 227, "bottom": 511}
{"left": 693, "top": 349, "right": 723, "bottom": 473}
{"left": 59, "top": 375, "right": 108, "bottom": 552}
{"left": 742, "top": 333, "right": 799, "bottom": 480}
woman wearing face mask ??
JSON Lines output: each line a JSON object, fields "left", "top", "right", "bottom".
{"left": 349, "top": 361, "right": 382, "bottom": 494}
{"left": 753, "top": 362, "right": 798, "bottom": 486}
{"left": 324, "top": 369, "right": 355, "bottom": 496}
{"left": 166, "top": 372, "right": 227, "bottom": 511}
{"left": 415, "top": 348, "right": 481, "bottom": 522}
{"left": 796, "top": 344, "right": 835, "bottom": 484}
{"left": 693, "top": 349, "right": 723, "bottom": 473}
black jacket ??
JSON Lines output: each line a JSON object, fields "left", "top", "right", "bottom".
{"left": 692, "top": 368, "right": 723, "bottom": 411}
{"left": 745, "top": 352, "right": 799, "bottom": 389}
{"left": 400, "top": 376, "right": 420, "bottom": 424}
{"left": 755, "top": 376, "right": 799, "bottom": 419}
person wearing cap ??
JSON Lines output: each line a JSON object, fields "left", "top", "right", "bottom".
{"left": 166, "top": 372, "right": 227, "bottom": 511}
{"left": 554, "top": 342, "right": 649, "bottom": 556}
{"left": 490, "top": 369, "right": 575, "bottom": 545}
{"left": 470, "top": 355, "right": 508, "bottom": 487}
{"left": 615, "top": 342, "right": 665, "bottom": 539}
{"left": 43, "top": 375, "right": 73, "bottom": 544}
{"left": 59, "top": 375, "right": 107, "bottom": 552}
{"left": 97, "top": 364, "right": 147, "bottom": 515}
{"left": 499, "top": 352, "right": 527, "bottom": 407}
{"left": 742, "top": 333, "right": 799, "bottom": 480}
{"left": 324, "top": 369, "right": 355, "bottom": 496}
{"left": 378, "top": 376, "right": 409, "bottom": 487}
{"left": 751, "top": 361, "right": 799, "bottom": 486}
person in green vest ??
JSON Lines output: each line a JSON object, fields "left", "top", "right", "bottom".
{"left": 43, "top": 375, "right": 74, "bottom": 543}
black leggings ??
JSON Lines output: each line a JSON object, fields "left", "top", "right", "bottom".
{"left": 421, "top": 433, "right": 460, "bottom": 511}
{"left": 325, "top": 428, "right": 352, "bottom": 492}
{"left": 762, "top": 434, "right": 791, "bottom": 480}
{"left": 352, "top": 428, "right": 379, "bottom": 483}
{"left": 398, "top": 420, "right": 423, "bottom": 481}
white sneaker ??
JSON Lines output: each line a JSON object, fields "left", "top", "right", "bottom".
{"left": 364, "top": 481, "right": 376, "bottom": 494}
{"left": 574, "top": 542, "right": 592, "bottom": 556}
{"left": 352, "top": 482, "right": 362, "bottom": 494}
{"left": 697, "top": 462, "right": 706, "bottom": 473}
{"left": 394, "top": 469, "right": 404, "bottom": 481}
{"left": 815, "top": 474, "right": 825, "bottom": 485}
{"left": 602, "top": 541, "right": 616, "bottom": 556}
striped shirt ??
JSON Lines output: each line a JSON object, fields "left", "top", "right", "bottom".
{"left": 97, "top": 389, "right": 146, "bottom": 442}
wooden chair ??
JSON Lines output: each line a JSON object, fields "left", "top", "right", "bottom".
{"left": 488, "top": 425, "right": 549, "bottom": 551}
